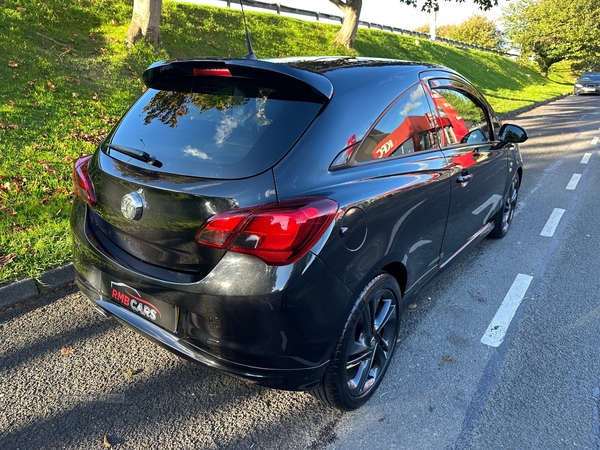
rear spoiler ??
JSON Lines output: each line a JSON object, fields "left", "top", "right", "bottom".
{"left": 143, "top": 58, "right": 334, "bottom": 100}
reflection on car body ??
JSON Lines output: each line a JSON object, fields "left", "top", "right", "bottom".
{"left": 71, "top": 56, "right": 528, "bottom": 411}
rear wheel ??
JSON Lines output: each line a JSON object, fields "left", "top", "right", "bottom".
{"left": 311, "top": 273, "right": 400, "bottom": 410}
{"left": 490, "top": 174, "right": 519, "bottom": 239}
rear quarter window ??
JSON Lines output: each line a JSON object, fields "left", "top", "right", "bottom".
{"left": 354, "top": 83, "right": 439, "bottom": 162}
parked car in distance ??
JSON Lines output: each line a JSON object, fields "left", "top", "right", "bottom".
{"left": 71, "top": 56, "right": 527, "bottom": 411}
{"left": 573, "top": 72, "right": 600, "bottom": 95}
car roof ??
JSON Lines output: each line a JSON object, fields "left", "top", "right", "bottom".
{"left": 267, "top": 56, "right": 440, "bottom": 73}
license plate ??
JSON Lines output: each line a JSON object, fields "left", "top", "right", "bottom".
{"left": 107, "top": 280, "right": 178, "bottom": 333}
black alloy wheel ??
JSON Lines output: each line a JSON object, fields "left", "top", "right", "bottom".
{"left": 312, "top": 273, "right": 400, "bottom": 410}
{"left": 491, "top": 174, "right": 519, "bottom": 239}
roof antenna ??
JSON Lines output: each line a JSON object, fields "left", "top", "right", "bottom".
{"left": 239, "top": 0, "right": 257, "bottom": 60}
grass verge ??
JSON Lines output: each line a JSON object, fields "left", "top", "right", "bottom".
{"left": 0, "top": 0, "right": 574, "bottom": 286}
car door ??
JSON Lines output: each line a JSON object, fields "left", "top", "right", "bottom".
{"left": 426, "top": 78, "right": 508, "bottom": 266}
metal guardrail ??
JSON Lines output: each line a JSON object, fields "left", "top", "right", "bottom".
{"left": 214, "top": 0, "right": 513, "bottom": 57}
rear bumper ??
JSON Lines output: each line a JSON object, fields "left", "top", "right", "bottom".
{"left": 71, "top": 200, "right": 354, "bottom": 391}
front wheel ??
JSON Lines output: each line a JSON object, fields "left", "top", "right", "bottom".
{"left": 311, "top": 273, "right": 400, "bottom": 410}
{"left": 490, "top": 174, "right": 519, "bottom": 239}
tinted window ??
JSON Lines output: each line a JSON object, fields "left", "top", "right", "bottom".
{"left": 355, "top": 83, "right": 439, "bottom": 162}
{"left": 431, "top": 88, "right": 490, "bottom": 145}
{"left": 104, "top": 78, "right": 324, "bottom": 179}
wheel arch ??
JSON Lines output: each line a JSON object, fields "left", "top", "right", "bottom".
{"left": 381, "top": 261, "right": 407, "bottom": 298}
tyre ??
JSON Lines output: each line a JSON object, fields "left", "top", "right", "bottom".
{"left": 490, "top": 173, "right": 519, "bottom": 239}
{"left": 311, "top": 273, "right": 400, "bottom": 410}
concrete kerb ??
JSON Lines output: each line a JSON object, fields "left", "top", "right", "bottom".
{"left": 0, "top": 263, "right": 75, "bottom": 310}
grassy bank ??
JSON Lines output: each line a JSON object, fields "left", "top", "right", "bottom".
{"left": 0, "top": 0, "right": 573, "bottom": 287}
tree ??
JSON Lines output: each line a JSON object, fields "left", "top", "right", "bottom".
{"left": 502, "top": 0, "right": 600, "bottom": 72}
{"left": 126, "top": 0, "right": 163, "bottom": 48}
{"left": 416, "top": 15, "right": 505, "bottom": 49}
{"left": 330, "top": 0, "right": 500, "bottom": 49}
{"left": 329, "top": 0, "right": 363, "bottom": 48}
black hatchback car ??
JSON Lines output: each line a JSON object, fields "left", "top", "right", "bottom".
{"left": 71, "top": 56, "right": 527, "bottom": 411}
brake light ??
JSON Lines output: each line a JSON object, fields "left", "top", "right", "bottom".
{"left": 193, "top": 67, "right": 232, "bottom": 77}
{"left": 73, "top": 155, "right": 97, "bottom": 206}
{"left": 196, "top": 198, "right": 338, "bottom": 265}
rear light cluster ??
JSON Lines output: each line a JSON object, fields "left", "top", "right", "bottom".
{"left": 196, "top": 198, "right": 338, "bottom": 266}
{"left": 73, "top": 155, "right": 97, "bottom": 206}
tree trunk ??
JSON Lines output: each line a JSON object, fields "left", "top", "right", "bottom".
{"left": 330, "top": 0, "right": 362, "bottom": 48}
{"left": 126, "top": 0, "right": 163, "bottom": 48}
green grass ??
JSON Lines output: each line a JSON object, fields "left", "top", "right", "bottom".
{"left": 0, "top": 0, "right": 573, "bottom": 287}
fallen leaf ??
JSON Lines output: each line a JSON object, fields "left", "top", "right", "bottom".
{"left": 8, "top": 100, "right": 14, "bottom": 107}
{"left": 47, "top": 81, "right": 56, "bottom": 89}
{"left": 103, "top": 435, "right": 112, "bottom": 448}
{"left": 408, "top": 303, "right": 417, "bottom": 309}
{"left": 60, "top": 347, "right": 75, "bottom": 356}
{"left": 124, "top": 369, "right": 133, "bottom": 378}
{"left": 442, "top": 355, "right": 456, "bottom": 362}
{"left": 1, "top": 207, "right": 17, "bottom": 216}
{"left": 378, "top": 417, "right": 385, "bottom": 422}
{"left": 0, "top": 254, "right": 16, "bottom": 267}
{"left": 16, "top": 6, "right": 25, "bottom": 12}
{"left": 7, "top": 61, "right": 18, "bottom": 68}
{"left": 72, "top": 92, "right": 79, "bottom": 98}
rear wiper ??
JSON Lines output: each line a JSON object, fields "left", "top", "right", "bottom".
{"left": 106, "top": 144, "right": 163, "bottom": 168}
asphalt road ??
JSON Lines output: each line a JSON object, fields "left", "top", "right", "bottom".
{"left": 2, "top": 95, "right": 600, "bottom": 450}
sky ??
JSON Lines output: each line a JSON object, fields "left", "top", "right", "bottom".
{"left": 188, "top": 0, "right": 511, "bottom": 31}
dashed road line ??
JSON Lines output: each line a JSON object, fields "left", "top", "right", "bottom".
{"left": 581, "top": 152, "right": 592, "bottom": 164}
{"left": 481, "top": 274, "right": 533, "bottom": 347}
{"left": 566, "top": 174, "right": 582, "bottom": 190}
{"left": 592, "top": 137, "right": 599, "bottom": 146}
{"left": 541, "top": 208, "right": 566, "bottom": 237}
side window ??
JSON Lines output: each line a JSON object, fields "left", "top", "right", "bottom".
{"left": 431, "top": 88, "right": 490, "bottom": 146}
{"left": 355, "top": 83, "right": 439, "bottom": 162}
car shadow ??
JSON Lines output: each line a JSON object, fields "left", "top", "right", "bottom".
{"left": 0, "top": 289, "right": 343, "bottom": 449}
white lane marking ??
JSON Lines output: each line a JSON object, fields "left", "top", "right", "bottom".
{"left": 581, "top": 152, "right": 592, "bottom": 164}
{"left": 592, "top": 137, "right": 600, "bottom": 146}
{"left": 566, "top": 173, "right": 582, "bottom": 190}
{"left": 481, "top": 274, "right": 533, "bottom": 347}
{"left": 540, "top": 208, "right": 566, "bottom": 237}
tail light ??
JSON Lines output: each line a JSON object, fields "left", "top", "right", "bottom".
{"left": 196, "top": 198, "right": 338, "bottom": 266}
{"left": 73, "top": 155, "right": 97, "bottom": 206}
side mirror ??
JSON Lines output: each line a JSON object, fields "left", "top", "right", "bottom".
{"left": 498, "top": 124, "right": 528, "bottom": 144}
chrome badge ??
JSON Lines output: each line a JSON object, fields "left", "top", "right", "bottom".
{"left": 121, "top": 191, "right": 144, "bottom": 220}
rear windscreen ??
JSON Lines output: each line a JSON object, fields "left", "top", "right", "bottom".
{"left": 103, "top": 78, "right": 324, "bottom": 179}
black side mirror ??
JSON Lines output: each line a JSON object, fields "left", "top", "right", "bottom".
{"left": 498, "top": 124, "right": 528, "bottom": 144}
